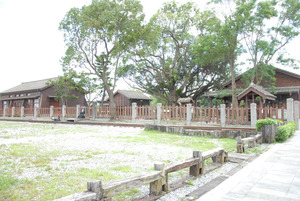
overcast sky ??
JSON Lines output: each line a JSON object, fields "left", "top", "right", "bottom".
{"left": 0, "top": 0, "right": 298, "bottom": 93}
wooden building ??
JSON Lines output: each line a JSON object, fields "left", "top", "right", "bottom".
{"left": 204, "top": 68, "right": 300, "bottom": 107}
{"left": 0, "top": 78, "right": 87, "bottom": 109}
{"left": 106, "top": 90, "right": 151, "bottom": 107}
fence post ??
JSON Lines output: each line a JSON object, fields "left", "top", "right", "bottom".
{"left": 132, "top": 103, "right": 137, "bottom": 122}
{"left": 157, "top": 103, "right": 162, "bottom": 124}
{"left": 50, "top": 106, "right": 54, "bottom": 118}
{"left": 21, "top": 106, "right": 24, "bottom": 118}
{"left": 220, "top": 104, "right": 226, "bottom": 127}
{"left": 87, "top": 180, "right": 103, "bottom": 200}
{"left": 76, "top": 105, "right": 80, "bottom": 118}
{"left": 62, "top": 105, "right": 66, "bottom": 119}
{"left": 287, "top": 98, "right": 294, "bottom": 122}
{"left": 190, "top": 151, "right": 203, "bottom": 177}
{"left": 250, "top": 103, "right": 257, "bottom": 128}
{"left": 236, "top": 136, "right": 244, "bottom": 153}
{"left": 92, "top": 102, "right": 97, "bottom": 120}
{"left": 11, "top": 107, "right": 15, "bottom": 118}
{"left": 3, "top": 105, "right": 6, "bottom": 117}
{"left": 150, "top": 162, "right": 166, "bottom": 195}
{"left": 186, "top": 104, "right": 192, "bottom": 125}
{"left": 34, "top": 106, "right": 38, "bottom": 118}
{"left": 294, "top": 101, "right": 299, "bottom": 129}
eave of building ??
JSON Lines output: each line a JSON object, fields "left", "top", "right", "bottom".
{"left": 222, "top": 68, "right": 300, "bottom": 88}
{"left": 203, "top": 86, "right": 300, "bottom": 98}
{"left": 0, "top": 95, "right": 40, "bottom": 101}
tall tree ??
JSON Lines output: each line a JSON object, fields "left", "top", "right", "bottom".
{"left": 211, "top": 0, "right": 256, "bottom": 109}
{"left": 241, "top": 0, "right": 300, "bottom": 86}
{"left": 59, "top": 0, "right": 144, "bottom": 119}
{"left": 121, "top": 1, "right": 230, "bottom": 104}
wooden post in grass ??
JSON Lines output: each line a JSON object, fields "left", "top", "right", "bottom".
{"left": 87, "top": 180, "right": 103, "bottom": 200}
{"left": 190, "top": 151, "right": 203, "bottom": 177}
{"left": 150, "top": 162, "right": 166, "bottom": 195}
{"left": 236, "top": 136, "right": 244, "bottom": 153}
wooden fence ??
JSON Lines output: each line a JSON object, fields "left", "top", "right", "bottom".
{"left": 0, "top": 104, "right": 287, "bottom": 124}
{"left": 55, "top": 148, "right": 228, "bottom": 201}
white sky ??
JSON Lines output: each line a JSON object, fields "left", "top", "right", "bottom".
{"left": 0, "top": 0, "right": 298, "bottom": 93}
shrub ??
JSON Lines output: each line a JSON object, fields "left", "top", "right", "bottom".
{"left": 256, "top": 118, "right": 281, "bottom": 131}
{"left": 276, "top": 122, "right": 297, "bottom": 142}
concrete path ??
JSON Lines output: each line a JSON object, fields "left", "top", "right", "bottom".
{"left": 197, "top": 130, "right": 300, "bottom": 201}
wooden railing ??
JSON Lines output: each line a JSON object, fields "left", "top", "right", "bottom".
{"left": 236, "top": 134, "right": 262, "bottom": 153}
{"left": 0, "top": 104, "right": 287, "bottom": 124}
{"left": 55, "top": 148, "right": 228, "bottom": 201}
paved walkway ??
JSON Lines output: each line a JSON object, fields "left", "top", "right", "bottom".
{"left": 198, "top": 130, "right": 300, "bottom": 201}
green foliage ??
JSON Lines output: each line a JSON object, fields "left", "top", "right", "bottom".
{"left": 59, "top": 0, "right": 145, "bottom": 119}
{"left": 47, "top": 76, "right": 82, "bottom": 106}
{"left": 121, "top": 1, "right": 230, "bottom": 104}
{"left": 276, "top": 122, "right": 297, "bottom": 142}
{"left": 256, "top": 118, "right": 281, "bottom": 131}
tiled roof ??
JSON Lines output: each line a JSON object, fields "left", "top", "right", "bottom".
{"left": 238, "top": 83, "right": 276, "bottom": 100}
{"left": 116, "top": 90, "right": 151, "bottom": 100}
{"left": 0, "top": 78, "right": 56, "bottom": 94}
{"left": 177, "top": 97, "right": 193, "bottom": 103}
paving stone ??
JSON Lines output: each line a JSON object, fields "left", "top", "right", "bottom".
{"left": 197, "top": 131, "right": 300, "bottom": 201}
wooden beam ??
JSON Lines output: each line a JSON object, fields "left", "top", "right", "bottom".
{"left": 102, "top": 171, "right": 162, "bottom": 198}
{"left": 202, "top": 148, "right": 224, "bottom": 160}
{"left": 165, "top": 158, "right": 199, "bottom": 174}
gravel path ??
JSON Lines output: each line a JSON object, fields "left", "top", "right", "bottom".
{"left": 0, "top": 122, "right": 239, "bottom": 201}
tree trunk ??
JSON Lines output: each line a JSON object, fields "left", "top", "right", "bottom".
{"left": 106, "top": 88, "right": 116, "bottom": 120}
{"left": 230, "top": 60, "right": 238, "bottom": 120}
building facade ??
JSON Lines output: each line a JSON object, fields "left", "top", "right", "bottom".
{"left": 204, "top": 68, "right": 300, "bottom": 107}
{"left": 105, "top": 90, "right": 151, "bottom": 107}
{"left": 0, "top": 78, "right": 87, "bottom": 109}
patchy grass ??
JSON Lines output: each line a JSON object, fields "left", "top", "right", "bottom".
{"left": 0, "top": 121, "right": 236, "bottom": 201}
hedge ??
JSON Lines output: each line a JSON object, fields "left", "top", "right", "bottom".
{"left": 276, "top": 122, "right": 297, "bottom": 142}
{"left": 256, "top": 118, "right": 282, "bottom": 131}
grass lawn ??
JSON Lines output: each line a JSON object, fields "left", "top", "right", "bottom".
{"left": 0, "top": 121, "right": 236, "bottom": 201}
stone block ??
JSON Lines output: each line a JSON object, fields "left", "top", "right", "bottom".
{"left": 262, "top": 124, "right": 277, "bottom": 143}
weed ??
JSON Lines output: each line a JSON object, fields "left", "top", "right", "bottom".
{"left": 111, "top": 165, "right": 132, "bottom": 173}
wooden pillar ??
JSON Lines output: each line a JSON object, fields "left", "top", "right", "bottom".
{"left": 190, "top": 151, "right": 202, "bottom": 177}
{"left": 150, "top": 162, "right": 166, "bottom": 195}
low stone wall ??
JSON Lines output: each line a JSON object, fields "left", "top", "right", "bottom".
{"left": 145, "top": 124, "right": 258, "bottom": 139}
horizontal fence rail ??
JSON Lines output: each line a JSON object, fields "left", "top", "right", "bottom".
{"left": 55, "top": 148, "right": 228, "bottom": 201}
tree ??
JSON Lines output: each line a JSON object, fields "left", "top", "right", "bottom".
{"left": 121, "top": 1, "right": 230, "bottom": 105}
{"left": 211, "top": 0, "right": 257, "bottom": 110}
{"left": 241, "top": 0, "right": 300, "bottom": 87}
{"left": 59, "top": 0, "right": 144, "bottom": 119}
{"left": 65, "top": 70, "right": 102, "bottom": 116}
{"left": 47, "top": 76, "right": 82, "bottom": 106}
